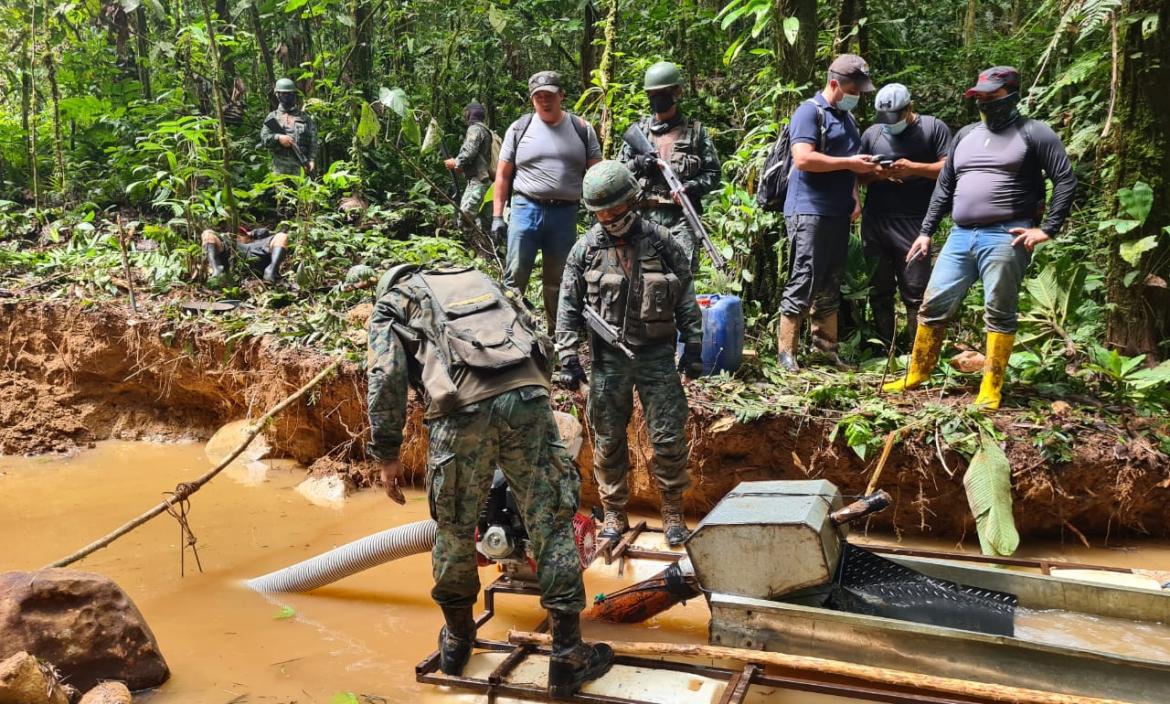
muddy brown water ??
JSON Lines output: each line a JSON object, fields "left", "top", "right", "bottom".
{"left": 1, "top": 441, "right": 1168, "bottom": 703}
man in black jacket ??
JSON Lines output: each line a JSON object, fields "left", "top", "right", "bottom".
{"left": 884, "top": 66, "right": 1076, "bottom": 410}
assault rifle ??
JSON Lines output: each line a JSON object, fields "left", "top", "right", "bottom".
{"left": 622, "top": 125, "right": 726, "bottom": 272}
{"left": 438, "top": 141, "right": 462, "bottom": 200}
{"left": 583, "top": 305, "right": 636, "bottom": 360}
{"left": 263, "top": 116, "right": 308, "bottom": 168}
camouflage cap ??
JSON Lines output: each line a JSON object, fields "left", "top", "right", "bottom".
{"left": 528, "top": 71, "right": 563, "bottom": 96}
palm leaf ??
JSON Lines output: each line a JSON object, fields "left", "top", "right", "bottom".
{"left": 963, "top": 433, "right": 1019, "bottom": 557}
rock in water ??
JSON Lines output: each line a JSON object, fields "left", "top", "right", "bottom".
{"left": 0, "top": 652, "right": 71, "bottom": 704}
{"left": 0, "top": 570, "right": 169, "bottom": 691}
{"left": 79, "top": 681, "right": 133, "bottom": 704}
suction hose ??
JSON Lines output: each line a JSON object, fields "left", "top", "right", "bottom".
{"left": 245, "top": 519, "right": 439, "bottom": 593}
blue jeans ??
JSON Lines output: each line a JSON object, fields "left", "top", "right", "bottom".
{"left": 918, "top": 220, "right": 1032, "bottom": 333}
{"left": 503, "top": 194, "right": 579, "bottom": 329}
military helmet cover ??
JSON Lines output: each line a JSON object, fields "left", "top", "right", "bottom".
{"left": 583, "top": 160, "right": 641, "bottom": 212}
{"left": 644, "top": 61, "right": 684, "bottom": 91}
{"left": 274, "top": 77, "right": 297, "bottom": 93}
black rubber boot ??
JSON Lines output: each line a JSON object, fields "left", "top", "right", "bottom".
{"left": 263, "top": 246, "right": 288, "bottom": 284}
{"left": 204, "top": 243, "right": 226, "bottom": 277}
{"left": 548, "top": 611, "right": 614, "bottom": 698}
{"left": 438, "top": 605, "right": 476, "bottom": 675}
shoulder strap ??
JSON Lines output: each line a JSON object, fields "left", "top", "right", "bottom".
{"left": 375, "top": 263, "right": 421, "bottom": 300}
{"left": 808, "top": 99, "right": 827, "bottom": 153}
{"left": 512, "top": 113, "right": 535, "bottom": 153}
{"left": 643, "top": 221, "right": 675, "bottom": 274}
{"left": 568, "top": 112, "right": 591, "bottom": 155}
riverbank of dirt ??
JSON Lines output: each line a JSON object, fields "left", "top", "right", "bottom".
{"left": 2, "top": 299, "right": 1167, "bottom": 540}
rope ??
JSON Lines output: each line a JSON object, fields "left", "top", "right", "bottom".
{"left": 45, "top": 359, "right": 342, "bottom": 569}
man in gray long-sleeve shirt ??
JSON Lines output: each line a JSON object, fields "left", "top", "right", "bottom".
{"left": 884, "top": 66, "right": 1077, "bottom": 410}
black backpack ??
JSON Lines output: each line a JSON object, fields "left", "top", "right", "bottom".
{"left": 756, "top": 99, "right": 826, "bottom": 212}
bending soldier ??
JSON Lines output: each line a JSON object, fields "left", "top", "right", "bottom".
{"left": 201, "top": 227, "right": 290, "bottom": 284}
{"left": 556, "top": 160, "right": 704, "bottom": 547}
{"left": 618, "top": 61, "right": 721, "bottom": 272}
{"left": 260, "top": 78, "right": 318, "bottom": 176}
{"left": 366, "top": 264, "right": 612, "bottom": 697}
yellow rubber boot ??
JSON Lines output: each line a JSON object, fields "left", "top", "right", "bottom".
{"left": 882, "top": 324, "right": 945, "bottom": 393}
{"left": 974, "top": 331, "right": 1015, "bottom": 411}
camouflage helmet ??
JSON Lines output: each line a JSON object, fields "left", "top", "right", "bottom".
{"left": 644, "top": 61, "right": 684, "bottom": 91}
{"left": 583, "top": 160, "right": 641, "bottom": 212}
{"left": 274, "top": 77, "right": 297, "bottom": 93}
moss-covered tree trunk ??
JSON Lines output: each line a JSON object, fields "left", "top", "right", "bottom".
{"left": 1105, "top": 0, "right": 1170, "bottom": 357}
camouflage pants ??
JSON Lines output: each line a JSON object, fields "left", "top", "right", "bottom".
{"left": 459, "top": 179, "right": 490, "bottom": 223}
{"left": 644, "top": 206, "right": 698, "bottom": 273}
{"left": 587, "top": 341, "right": 691, "bottom": 509}
{"left": 427, "top": 386, "right": 585, "bottom": 615}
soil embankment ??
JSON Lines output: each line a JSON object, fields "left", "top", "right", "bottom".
{"left": 2, "top": 299, "right": 1167, "bottom": 540}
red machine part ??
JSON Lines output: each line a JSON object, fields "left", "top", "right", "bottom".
{"left": 573, "top": 512, "right": 597, "bottom": 568}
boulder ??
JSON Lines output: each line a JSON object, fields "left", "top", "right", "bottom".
{"left": 0, "top": 571, "right": 169, "bottom": 692}
{"left": 296, "top": 474, "right": 355, "bottom": 507}
{"left": 79, "top": 682, "right": 133, "bottom": 704}
{"left": 0, "top": 652, "right": 71, "bottom": 704}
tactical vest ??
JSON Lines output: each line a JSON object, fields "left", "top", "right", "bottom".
{"left": 638, "top": 117, "right": 705, "bottom": 203}
{"left": 583, "top": 220, "right": 683, "bottom": 348}
{"left": 383, "top": 266, "right": 552, "bottom": 413}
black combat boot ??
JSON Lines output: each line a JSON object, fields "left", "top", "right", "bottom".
{"left": 263, "top": 246, "right": 289, "bottom": 284}
{"left": 548, "top": 611, "right": 613, "bottom": 698}
{"left": 204, "top": 243, "right": 226, "bottom": 278}
{"left": 437, "top": 605, "right": 476, "bottom": 675}
{"left": 660, "top": 492, "right": 690, "bottom": 547}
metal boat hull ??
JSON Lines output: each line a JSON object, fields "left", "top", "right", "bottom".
{"left": 708, "top": 555, "right": 1170, "bottom": 703}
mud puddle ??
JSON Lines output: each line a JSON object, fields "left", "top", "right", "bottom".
{"left": 0, "top": 441, "right": 855, "bottom": 703}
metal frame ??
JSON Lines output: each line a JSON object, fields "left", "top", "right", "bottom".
{"left": 415, "top": 575, "right": 992, "bottom": 704}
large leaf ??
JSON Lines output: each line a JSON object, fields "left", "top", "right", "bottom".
{"left": 356, "top": 102, "right": 380, "bottom": 147}
{"left": 421, "top": 118, "right": 441, "bottom": 154}
{"left": 378, "top": 87, "right": 408, "bottom": 118}
{"left": 963, "top": 434, "right": 1019, "bottom": 557}
{"left": 1119, "top": 235, "right": 1159, "bottom": 267}
{"left": 401, "top": 110, "right": 421, "bottom": 146}
{"left": 1119, "top": 181, "right": 1153, "bottom": 224}
{"left": 488, "top": 4, "right": 508, "bottom": 33}
{"left": 783, "top": 16, "right": 800, "bottom": 45}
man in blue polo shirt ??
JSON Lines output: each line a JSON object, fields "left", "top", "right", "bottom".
{"left": 777, "top": 54, "right": 881, "bottom": 372}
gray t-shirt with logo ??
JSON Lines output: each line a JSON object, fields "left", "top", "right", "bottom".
{"left": 500, "top": 113, "right": 602, "bottom": 202}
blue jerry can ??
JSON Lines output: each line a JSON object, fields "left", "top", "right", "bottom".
{"left": 679, "top": 294, "right": 745, "bottom": 375}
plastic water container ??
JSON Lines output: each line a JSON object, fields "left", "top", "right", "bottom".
{"left": 679, "top": 294, "right": 744, "bottom": 376}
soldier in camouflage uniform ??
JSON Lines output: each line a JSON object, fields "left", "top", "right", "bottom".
{"left": 260, "top": 78, "right": 318, "bottom": 176}
{"left": 556, "top": 160, "right": 704, "bottom": 547}
{"left": 444, "top": 102, "right": 497, "bottom": 228}
{"left": 367, "top": 264, "right": 612, "bottom": 697}
{"left": 617, "top": 61, "right": 721, "bottom": 272}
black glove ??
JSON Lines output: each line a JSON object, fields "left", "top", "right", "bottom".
{"left": 555, "top": 356, "right": 588, "bottom": 390}
{"left": 490, "top": 216, "right": 507, "bottom": 245}
{"left": 679, "top": 341, "right": 705, "bottom": 379}
{"left": 632, "top": 153, "right": 659, "bottom": 176}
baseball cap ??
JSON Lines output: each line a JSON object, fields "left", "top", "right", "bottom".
{"left": 964, "top": 66, "right": 1020, "bottom": 97}
{"left": 828, "top": 54, "right": 875, "bottom": 92}
{"left": 873, "top": 83, "right": 911, "bottom": 124}
{"left": 528, "top": 71, "right": 563, "bottom": 96}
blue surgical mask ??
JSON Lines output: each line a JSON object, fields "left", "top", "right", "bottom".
{"left": 836, "top": 92, "right": 860, "bottom": 112}
{"left": 883, "top": 119, "right": 908, "bottom": 136}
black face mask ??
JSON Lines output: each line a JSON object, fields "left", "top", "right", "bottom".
{"left": 278, "top": 94, "right": 297, "bottom": 110}
{"left": 648, "top": 92, "right": 676, "bottom": 114}
{"left": 978, "top": 92, "right": 1021, "bottom": 132}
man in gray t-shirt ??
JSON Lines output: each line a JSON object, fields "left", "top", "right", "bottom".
{"left": 492, "top": 71, "right": 602, "bottom": 331}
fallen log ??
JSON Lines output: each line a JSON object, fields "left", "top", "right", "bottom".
{"left": 507, "top": 631, "right": 1127, "bottom": 704}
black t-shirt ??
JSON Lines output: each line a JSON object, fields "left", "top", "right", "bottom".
{"left": 860, "top": 115, "right": 952, "bottom": 219}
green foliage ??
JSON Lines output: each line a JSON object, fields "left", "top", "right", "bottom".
{"left": 963, "top": 433, "right": 1020, "bottom": 557}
